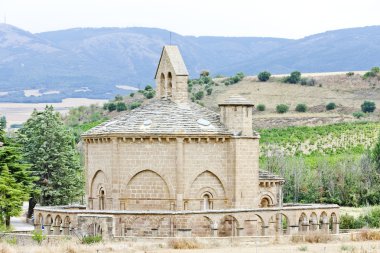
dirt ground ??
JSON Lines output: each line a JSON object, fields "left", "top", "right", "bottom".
{"left": 2, "top": 239, "right": 380, "bottom": 253}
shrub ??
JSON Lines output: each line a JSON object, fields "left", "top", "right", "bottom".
{"left": 206, "top": 88, "right": 213, "bottom": 95}
{"left": 340, "top": 214, "right": 366, "bottom": 229}
{"left": 168, "top": 238, "right": 201, "bottom": 249}
{"left": 114, "top": 94, "right": 123, "bottom": 101}
{"left": 363, "top": 67, "right": 380, "bottom": 79}
{"left": 258, "top": 71, "right": 271, "bottom": 82}
{"left": 276, "top": 104, "right": 289, "bottom": 113}
{"left": 144, "top": 85, "right": 153, "bottom": 91}
{"left": 257, "top": 104, "right": 266, "bottom": 111}
{"left": 143, "top": 90, "right": 155, "bottom": 99}
{"left": 129, "top": 101, "right": 142, "bottom": 110}
{"left": 300, "top": 78, "right": 316, "bottom": 86}
{"left": 326, "top": 102, "right": 337, "bottom": 111}
{"left": 31, "top": 230, "right": 46, "bottom": 245}
{"left": 194, "top": 91, "right": 204, "bottom": 100}
{"left": 346, "top": 72, "right": 355, "bottom": 77}
{"left": 116, "top": 102, "right": 127, "bottom": 112}
{"left": 129, "top": 93, "right": 135, "bottom": 97}
{"left": 361, "top": 101, "right": 376, "bottom": 113}
{"left": 295, "top": 103, "right": 307, "bottom": 112}
{"left": 107, "top": 102, "right": 116, "bottom": 112}
{"left": 284, "top": 71, "right": 301, "bottom": 84}
{"left": 353, "top": 111, "right": 365, "bottom": 119}
{"left": 82, "top": 235, "right": 102, "bottom": 244}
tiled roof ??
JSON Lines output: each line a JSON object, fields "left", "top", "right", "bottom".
{"left": 82, "top": 99, "right": 231, "bottom": 137}
{"left": 259, "top": 170, "right": 284, "bottom": 181}
{"left": 219, "top": 95, "right": 254, "bottom": 106}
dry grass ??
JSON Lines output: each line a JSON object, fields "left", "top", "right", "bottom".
{"left": 168, "top": 238, "right": 202, "bottom": 249}
{"left": 351, "top": 230, "right": 380, "bottom": 241}
{"left": 291, "top": 232, "right": 332, "bottom": 243}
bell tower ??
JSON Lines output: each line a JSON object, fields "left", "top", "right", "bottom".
{"left": 155, "top": 46, "right": 189, "bottom": 103}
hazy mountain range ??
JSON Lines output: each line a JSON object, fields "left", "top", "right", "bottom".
{"left": 0, "top": 24, "right": 379, "bottom": 102}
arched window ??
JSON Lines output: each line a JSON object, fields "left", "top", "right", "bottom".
{"left": 160, "top": 73, "right": 165, "bottom": 97}
{"left": 99, "top": 188, "right": 105, "bottom": 210}
{"left": 202, "top": 192, "right": 213, "bottom": 210}
{"left": 260, "top": 197, "right": 270, "bottom": 208}
{"left": 167, "top": 72, "right": 173, "bottom": 97}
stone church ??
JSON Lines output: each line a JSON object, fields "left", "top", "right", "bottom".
{"left": 34, "top": 46, "right": 339, "bottom": 237}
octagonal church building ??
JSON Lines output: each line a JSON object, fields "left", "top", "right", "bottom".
{"left": 34, "top": 46, "right": 339, "bottom": 238}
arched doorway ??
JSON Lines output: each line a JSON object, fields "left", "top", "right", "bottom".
{"left": 268, "top": 213, "right": 289, "bottom": 235}
{"left": 260, "top": 197, "right": 272, "bottom": 208}
{"left": 218, "top": 215, "right": 239, "bottom": 237}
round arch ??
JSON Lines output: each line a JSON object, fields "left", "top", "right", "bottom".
{"left": 218, "top": 215, "right": 240, "bottom": 237}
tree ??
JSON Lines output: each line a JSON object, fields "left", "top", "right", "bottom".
{"left": 194, "top": 91, "right": 204, "bottom": 100}
{"left": 373, "top": 134, "right": 380, "bottom": 173}
{"left": 258, "top": 71, "right": 271, "bottom": 82}
{"left": 0, "top": 116, "right": 6, "bottom": 130}
{"left": 361, "top": 101, "right": 376, "bottom": 113}
{"left": 0, "top": 166, "right": 29, "bottom": 227}
{"left": 17, "top": 106, "right": 83, "bottom": 217}
{"left": 200, "top": 70, "right": 210, "bottom": 77}
{"left": 0, "top": 129, "right": 33, "bottom": 227}
{"left": 326, "top": 102, "right": 336, "bottom": 111}
{"left": 284, "top": 71, "right": 301, "bottom": 84}
{"left": 114, "top": 94, "right": 123, "bottom": 101}
{"left": 107, "top": 102, "right": 116, "bottom": 112}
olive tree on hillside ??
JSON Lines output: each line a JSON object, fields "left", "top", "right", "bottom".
{"left": 17, "top": 106, "right": 83, "bottom": 218}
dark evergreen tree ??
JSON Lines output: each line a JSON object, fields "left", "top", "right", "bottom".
{"left": 17, "top": 106, "right": 83, "bottom": 217}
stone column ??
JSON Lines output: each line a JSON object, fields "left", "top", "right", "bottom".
{"left": 53, "top": 225, "right": 61, "bottom": 235}
{"left": 332, "top": 222, "right": 339, "bottom": 234}
{"left": 111, "top": 137, "right": 119, "bottom": 210}
{"left": 261, "top": 226, "right": 269, "bottom": 236}
{"left": 126, "top": 228, "right": 133, "bottom": 236}
{"left": 121, "top": 223, "right": 125, "bottom": 236}
{"left": 211, "top": 228, "right": 218, "bottom": 237}
{"left": 151, "top": 228, "right": 158, "bottom": 237}
{"left": 44, "top": 224, "right": 52, "bottom": 235}
{"left": 237, "top": 227, "right": 245, "bottom": 236}
{"left": 176, "top": 138, "right": 184, "bottom": 210}
{"left": 62, "top": 226, "right": 70, "bottom": 235}
{"left": 289, "top": 225, "right": 299, "bottom": 235}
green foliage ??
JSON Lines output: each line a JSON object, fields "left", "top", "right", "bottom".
{"left": 116, "top": 102, "right": 127, "bottom": 112}
{"left": 339, "top": 214, "right": 366, "bottom": 229}
{"left": 284, "top": 71, "right": 301, "bottom": 84}
{"left": 31, "top": 230, "right": 46, "bottom": 245}
{"left": 257, "top": 104, "right": 266, "bottom": 111}
{"left": 300, "top": 78, "right": 316, "bottom": 86}
{"left": 82, "top": 235, "right": 102, "bottom": 244}
{"left": 372, "top": 134, "right": 380, "bottom": 173}
{"left": 141, "top": 85, "right": 156, "bottom": 99}
{"left": 346, "top": 72, "right": 355, "bottom": 77}
{"left": 257, "top": 71, "right": 271, "bottom": 82}
{"left": 129, "top": 92, "right": 135, "bottom": 97}
{"left": 17, "top": 106, "right": 84, "bottom": 206}
{"left": 64, "top": 104, "right": 106, "bottom": 127}
{"left": 353, "top": 111, "right": 365, "bottom": 119}
{"left": 276, "top": 104, "right": 289, "bottom": 114}
{"left": 5, "top": 236, "right": 17, "bottom": 245}
{"left": 107, "top": 102, "right": 116, "bottom": 112}
{"left": 129, "top": 101, "right": 142, "bottom": 110}
{"left": 0, "top": 116, "right": 6, "bottom": 130}
{"left": 206, "top": 88, "right": 213, "bottom": 96}
{"left": 363, "top": 67, "right": 380, "bottom": 79}
{"left": 71, "top": 120, "right": 107, "bottom": 143}
{"left": 223, "top": 72, "right": 244, "bottom": 86}
{"left": 326, "top": 102, "right": 337, "bottom": 111}
{"left": 361, "top": 101, "right": 376, "bottom": 113}
{"left": 0, "top": 129, "right": 33, "bottom": 227}
{"left": 194, "top": 91, "right": 204, "bottom": 100}
{"left": 295, "top": 103, "right": 307, "bottom": 112}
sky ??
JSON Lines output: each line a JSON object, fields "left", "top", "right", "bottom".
{"left": 1, "top": 0, "right": 380, "bottom": 39}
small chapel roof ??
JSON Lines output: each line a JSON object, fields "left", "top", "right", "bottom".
{"left": 219, "top": 95, "right": 254, "bottom": 106}
{"left": 155, "top": 45, "right": 189, "bottom": 78}
{"left": 82, "top": 99, "right": 231, "bottom": 137}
